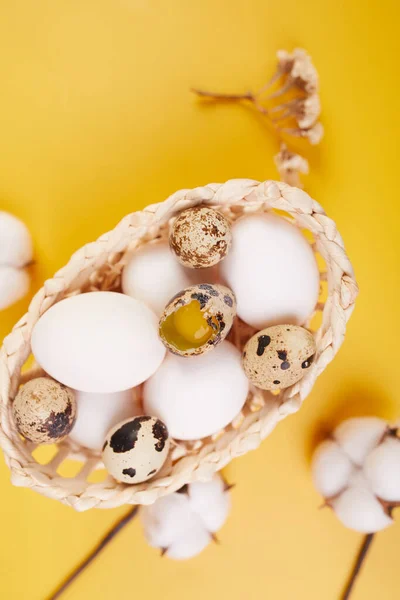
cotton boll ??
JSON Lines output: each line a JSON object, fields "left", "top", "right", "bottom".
{"left": 0, "top": 266, "right": 30, "bottom": 310}
{"left": 141, "top": 494, "right": 199, "bottom": 549}
{"left": 0, "top": 211, "right": 33, "bottom": 268}
{"left": 122, "top": 242, "right": 192, "bottom": 316}
{"left": 140, "top": 474, "right": 231, "bottom": 560}
{"left": 348, "top": 469, "right": 371, "bottom": 490}
{"left": 188, "top": 478, "right": 231, "bottom": 532}
{"left": 331, "top": 485, "right": 393, "bottom": 533}
{"left": 311, "top": 440, "right": 354, "bottom": 498}
{"left": 220, "top": 214, "right": 319, "bottom": 329}
{"left": 166, "top": 520, "right": 212, "bottom": 560}
{"left": 68, "top": 389, "right": 140, "bottom": 451}
{"left": 333, "top": 417, "right": 387, "bottom": 466}
{"left": 364, "top": 437, "right": 400, "bottom": 502}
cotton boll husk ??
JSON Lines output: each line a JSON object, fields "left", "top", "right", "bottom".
{"left": 68, "top": 389, "right": 140, "bottom": 451}
{"left": 0, "top": 211, "right": 33, "bottom": 268}
{"left": 188, "top": 477, "right": 230, "bottom": 532}
{"left": 311, "top": 440, "right": 354, "bottom": 498}
{"left": 122, "top": 242, "right": 191, "bottom": 316}
{"left": 166, "top": 521, "right": 211, "bottom": 560}
{"left": 331, "top": 485, "right": 393, "bottom": 533}
{"left": 364, "top": 437, "right": 400, "bottom": 502}
{"left": 333, "top": 417, "right": 387, "bottom": 466}
{"left": 140, "top": 493, "right": 201, "bottom": 550}
{"left": 0, "top": 266, "right": 30, "bottom": 310}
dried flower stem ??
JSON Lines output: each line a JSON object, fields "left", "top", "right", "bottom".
{"left": 47, "top": 506, "right": 138, "bottom": 600}
{"left": 341, "top": 534, "right": 375, "bottom": 600}
{"left": 190, "top": 88, "right": 269, "bottom": 116}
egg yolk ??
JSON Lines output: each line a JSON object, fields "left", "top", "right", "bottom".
{"left": 173, "top": 301, "right": 213, "bottom": 345}
{"left": 160, "top": 300, "right": 218, "bottom": 351}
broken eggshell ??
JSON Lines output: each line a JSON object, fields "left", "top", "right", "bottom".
{"left": 242, "top": 324, "right": 316, "bottom": 391}
{"left": 102, "top": 416, "right": 170, "bottom": 484}
{"left": 13, "top": 377, "right": 77, "bottom": 444}
{"left": 159, "top": 283, "right": 236, "bottom": 357}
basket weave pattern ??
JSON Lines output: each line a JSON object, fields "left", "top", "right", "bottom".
{"left": 0, "top": 180, "right": 358, "bottom": 511}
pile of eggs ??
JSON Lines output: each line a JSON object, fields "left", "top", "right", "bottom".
{"left": 13, "top": 206, "right": 319, "bottom": 486}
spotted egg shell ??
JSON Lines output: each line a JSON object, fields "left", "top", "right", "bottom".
{"left": 170, "top": 207, "right": 232, "bottom": 268}
{"left": 13, "top": 377, "right": 77, "bottom": 444}
{"left": 102, "top": 416, "right": 170, "bottom": 484}
{"left": 159, "top": 283, "right": 236, "bottom": 357}
{"left": 242, "top": 325, "right": 316, "bottom": 391}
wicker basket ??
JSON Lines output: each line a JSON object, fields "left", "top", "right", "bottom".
{"left": 0, "top": 179, "right": 358, "bottom": 511}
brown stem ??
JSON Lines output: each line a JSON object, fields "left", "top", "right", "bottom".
{"left": 47, "top": 506, "right": 139, "bottom": 600}
{"left": 191, "top": 88, "right": 254, "bottom": 102}
{"left": 191, "top": 87, "right": 272, "bottom": 121}
{"left": 341, "top": 534, "right": 375, "bottom": 600}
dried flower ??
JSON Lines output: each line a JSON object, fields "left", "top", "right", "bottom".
{"left": 272, "top": 94, "right": 321, "bottom": 129}
{"left": 274, "top": 144, "right": 309, "bottom": 188}
{"left": 276, "top": 48, "right": 319, "bottom": 94}
{"left": 284, "top": 121, "right": 324, "bottom": 145}
{"left": 291, "top": 94, "right": 321, "bottom": 128}
{"left": 192, "top": 47, "right": 323, "bottom": 186}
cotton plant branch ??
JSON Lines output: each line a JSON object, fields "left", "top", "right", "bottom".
{"left": 192, "top": 48, "right": 323, "bottom": 188}
{"left": 48, "top": 476, "right": 234, "bottom": 598}
{"left": 341, "top": 534, "right": 375, "bottom": 600}
{"left": 47, "top": 507, "right": 139, "bottom": 600}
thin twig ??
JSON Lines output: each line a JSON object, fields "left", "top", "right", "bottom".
{"left": 47, "top": 506, "right": 139, "bottom": 600}
{"left": 190, "top": 88, "right": 254, "bottom": 102}
{"left": 341, "top": 533, "right": 375, "bottom": 600}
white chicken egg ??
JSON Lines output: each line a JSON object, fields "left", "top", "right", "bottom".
{"left": 122, "top": 242, "right": 192, "bottom": 316}
{"left": 68, "top": 389, "right": 141, "bottom": 451}
{"left": 220, "top": 214, "right": 320, "bottom": 329}
{"left": 31, "top": 292, "right": 166, "bottom": 393}
{"left": 143, "top": 341, "right": 249, "bottom": 440}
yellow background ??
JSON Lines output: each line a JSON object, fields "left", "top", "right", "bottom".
{"left": 0, "top": 1, "right": 399, "bottom": 598}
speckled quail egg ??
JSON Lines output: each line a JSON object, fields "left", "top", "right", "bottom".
{"left": 170, "top": 207, "right": 232, "bottom": 268}
{"left": 13, "top": 377, "right": 77, "bottom": 444}
{"left": 242, "top": 325, "right": 316, "bottom": 391}
{"left": 102, "top": 416, "right": 170, "bottom": 484}
{"left": 159, "top": 283, "right": 236, "bottom": 357}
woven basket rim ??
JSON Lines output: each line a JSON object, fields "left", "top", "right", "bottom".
{"left": 0, "top": 179, "right": 358, "bottom": 511}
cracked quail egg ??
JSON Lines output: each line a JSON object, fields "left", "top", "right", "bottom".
{"left": 159, "top": 283, "right": 236, "bottom": 357}
{"left": 102, "top": 416, "right": 170, "bottom": 484}
{"left": 170, "top": 207, "right": 232, "bottom": 268}
{"left": 13, "top": 377, "right": 77, "bottom": 444}
{"left": 242, "top": 324, "right": 316, "bottom": 391}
